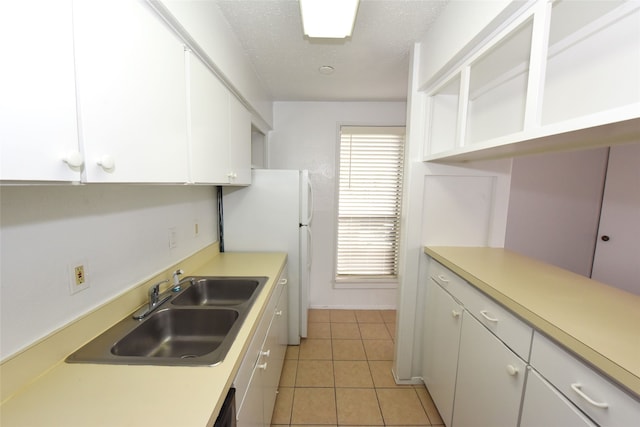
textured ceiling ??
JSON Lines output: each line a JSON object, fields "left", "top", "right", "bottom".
{"left": 215, "top": 0, "right": 449, "bottom": 101}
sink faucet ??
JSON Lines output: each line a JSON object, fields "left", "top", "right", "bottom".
{"left": 132, "top": 279, "right": 171, "bottom": 320}
{"left": 172, "top": 269, "right": 184, "bottom": 292}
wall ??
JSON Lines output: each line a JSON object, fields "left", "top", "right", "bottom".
{"left": 269, "top": 102, "right": 406, "bottom": 309}
{"left": 0, "top": 185, "right": 217, "bottom": 360}
{"left": 505, "top": 148, "right": 608, "bottom": 276}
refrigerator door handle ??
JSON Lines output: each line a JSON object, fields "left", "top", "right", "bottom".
{"left": 304, "top": 173, "right": 314, "bottom": 225}
{"left": 306, "top": 226, "right": 313, "bottom": 269}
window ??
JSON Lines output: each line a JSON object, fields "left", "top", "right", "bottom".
{"left": 335, "top": 126, "right": 405, "bottom": 285}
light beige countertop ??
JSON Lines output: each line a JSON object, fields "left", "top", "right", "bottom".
{"left": 1, "top": 250, "right": 287, "bottom": 427}
{"left": 424, "top": 246, "right": 640, "bottom": 398}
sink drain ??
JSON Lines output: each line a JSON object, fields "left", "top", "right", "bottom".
{"left": 180, "top": 354, "right": 198, "bottom": 359}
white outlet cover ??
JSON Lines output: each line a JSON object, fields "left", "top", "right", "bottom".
{"left": 68, "top": 259, "right": 90, "bottom": 295}
{"left": 168, "top": 227, "right": 177, "bottom": 249}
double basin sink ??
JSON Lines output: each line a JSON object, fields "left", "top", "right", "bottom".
{"left": 66, "top": 276, "right": 267, "bottom": 366}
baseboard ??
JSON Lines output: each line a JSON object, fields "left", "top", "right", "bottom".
{"left": 308, "top": 304, "right": 397, "bottom": 310}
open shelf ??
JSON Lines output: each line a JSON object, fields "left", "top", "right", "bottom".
{"left": 426, "top": 74, "right": 461, "bottom": 155}
{"left": 465, "top": 17, "right": 533, "bottom": 145}
{"left": 542, "top": 0, "right": 640, "bottom": 125}
{"left": 422, "top": 0, "right": 640, "bottom": 163}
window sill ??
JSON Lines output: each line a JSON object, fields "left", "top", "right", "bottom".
{"left": 334, "top": 279, "right": 398, "bottom": 289}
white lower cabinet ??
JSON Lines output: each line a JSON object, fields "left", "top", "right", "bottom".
{"left": 422, "top": 277, "right": 463, "bottom": 426}
{"left": 423, "top": 257, "right": 640, "bottom": 427}
{"left": 530, "top": 333, "right": 640, "bottom": 427}
{"left": 261, "top": 278, "right": 288, "bottom": 425}
{"left": 521, "top": 368, "right": 597, "bottom": 427}
{"left": 236, "top": 270, "right": 288, "bottom": 427}
{"left": 452, "top": 313, "right": 527, "bottom": 427}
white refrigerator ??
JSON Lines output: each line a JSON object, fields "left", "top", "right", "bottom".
{"left": 222, "top": 169, "right": 313, "bottom": 344}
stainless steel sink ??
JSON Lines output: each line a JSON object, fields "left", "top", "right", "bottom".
{"left": 111, "top": 308, "right": 238, "bottom": 358}
{"left": 66, "top": 276, "right": 268, "bottom": 366}
{"left": 171, "top": 277, "right": 266, "bottom": 306}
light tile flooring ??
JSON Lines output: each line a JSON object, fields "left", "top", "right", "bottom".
{"left": 271, "top": 309, "right": 445, "bottom": 426}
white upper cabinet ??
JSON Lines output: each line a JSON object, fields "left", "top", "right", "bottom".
{"left": 228, "top": 96, "right": 252, "bottom": 185}
{"left": 422, "top": 0, "right": 640, "bottom": 162}
{"left": 186, "top": 52, "right": 251, "bottom": 185}
{"left": 0, "top": 0, "right": 82, "bottom": 181}
{"left": 73, "top": 0, "right": 189, "bottom": 183}
{"left": 187, "top": 52, "right": 230, "bottom": 184}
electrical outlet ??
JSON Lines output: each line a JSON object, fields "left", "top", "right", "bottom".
{"left": 75, "top": 265, "right": 85, "bottom": 285}
{"left": 69, "top": 261, "right": 89, "bottom": 295}
{"left": 169, "top": 227, "right": 177, "bottom": 249}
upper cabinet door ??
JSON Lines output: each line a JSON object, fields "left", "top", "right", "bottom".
{"left": 0, "top": 0, "right": 82, "bottom": 181}
{"left": 73, "top": 0, "right": 188, "bottom": 183}
{"left": 228, "top": 95, "right": 252, "bottom": 185}
{"left": 187, "top": 52, "right": 230, "bottom": 184}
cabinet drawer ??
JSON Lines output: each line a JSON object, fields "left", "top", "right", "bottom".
{"left": 531, "top": 333, "right": 640, "bottom": 427}
{"left": 428, "top": 259, "right": 473, "bottom": 305}
{"left": 461, "top": 283, "right": 533, "bottom": 360}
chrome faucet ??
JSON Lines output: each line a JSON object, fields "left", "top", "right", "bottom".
{"left": 132, "top": 279, "right": 171, "bottom": 320}
{"left": 172, "top": 269, "right": 184, "bottom": 292}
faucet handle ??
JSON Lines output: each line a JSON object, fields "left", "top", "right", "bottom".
{"left": 149, "top": 279, "right": 169, "bottom": 301}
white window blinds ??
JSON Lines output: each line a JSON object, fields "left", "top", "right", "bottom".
{"left": 336, "top": 126, "right": 405, "bottom": 281}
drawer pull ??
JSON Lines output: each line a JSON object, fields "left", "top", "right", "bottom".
{"left": 480, "top": 310, "right": 499, "bottom": 323}
{"left": 571, "top": 383, "right": 609, "bottom": 409}
{"left": 275, "top": 310, "right": 283, "bottom": 316}
{"left": 278, "top": 278, "right": 288, "bottom": 285}
{"left": 260, "top": 349, "right": 271, "bottom": 358}
{"left": 451, "top": 310, "right": 461, "bottom": 318}
{"left": 257, "top": 362, "right": 268, "bottom": 370}
{"left": 506, "top": 365, "right": 519, "bottom": 376}
{"left": 436, "top": 274, "right": 449, "bottom": 284}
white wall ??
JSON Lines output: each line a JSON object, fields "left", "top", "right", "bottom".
{"left": 505, "top": 148, "right": 608, "bottom": 276}
{"left": 269, "top": 102, "right": 406, "bottom": 309}
{"left": 0, "top": 185, "right": 217, "bottom": 360}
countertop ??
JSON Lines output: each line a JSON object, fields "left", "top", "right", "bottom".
{"left": 0, "top": 251, "right": 287, "bottom": 427}
{"left": 424, "top": 246, "right": 640, "bottom": 397}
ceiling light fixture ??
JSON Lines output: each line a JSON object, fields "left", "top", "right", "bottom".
{"left": 299, "top": 0, "right": 360, "bottom": 39}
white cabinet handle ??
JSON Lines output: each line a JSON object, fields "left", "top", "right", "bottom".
{"left": 436, "top": 274, "right": 449, "bottom": 284}
{"left": 506, "top": 365, "right": 519, "bottom": 376}
{"left": 260, "top": 349, "right": 270, "bottom": 358}
{"left": 227, "top": 172, "right": 237, "bottom": 180}
{"left": 97, "top": 155, "right": 115, "bottom": 171}
{"left": 278, "top": 278, "right": 288, "bottom": 285}
{"left": 275, "top": 310, "right": 283, "bottom": 316}
{"left": 480, "top": 310, "right": 499, "bottom": 323}
{"left": 257, "top": 362, "right": 268, "bottom": 370}
{"left": 571, "top": 383, "right": 609, "bottom": 409}
{"left": 62, "top": 151, "right": 84, "bottom": 168}
{"left": 451, "top": 310, "right": 461, "bottom": 318}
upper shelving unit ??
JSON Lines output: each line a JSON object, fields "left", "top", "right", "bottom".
{"left": 423, "top": 0, "right": 640, "bottom": 162}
